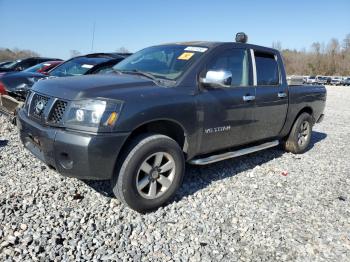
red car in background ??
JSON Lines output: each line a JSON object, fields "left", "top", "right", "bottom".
{"left": 25, "top": 60, "right": 63, "bottom": 75}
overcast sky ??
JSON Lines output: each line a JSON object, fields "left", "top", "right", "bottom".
{"left": 0, "top": 0, "right": 349, "bottom": 59}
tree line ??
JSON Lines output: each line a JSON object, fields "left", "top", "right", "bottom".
{"left": 0, "top": 48, "right": 39, "bottom": 62}
{"left": 1, "top": 36, "right": 349, "bottom": 76}
{"left": 273, "top": 33, "right": 350, "bottom": 76}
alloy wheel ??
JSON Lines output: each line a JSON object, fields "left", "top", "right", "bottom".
{"left": 136, "top": 152, "right": 176, "bottom": 199}
{"left": 297, "top": 121, "right": 310, "bottom": 146}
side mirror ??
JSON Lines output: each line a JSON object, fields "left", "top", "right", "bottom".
{"left": 200, "top": 70, "right": 232, "bottom": 88}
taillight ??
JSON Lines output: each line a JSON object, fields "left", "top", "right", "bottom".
{"left": 0, "top": 81, "right": 7, "bottom": 95}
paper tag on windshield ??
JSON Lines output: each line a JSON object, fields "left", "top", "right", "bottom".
{"left": 81, "top": 64, "right": 93, "bottom": 69}
{"left": 184, "top": 46, "right": 208, "bottom": 52}
{"left": 43, "top": 63, "right": 51, "bottom": 66}
{"left": 178, "top": 52, "right": 195, "bottom": 60}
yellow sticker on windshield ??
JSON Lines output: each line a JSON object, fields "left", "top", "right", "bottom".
{"left": 177, "top": 52, "right": 194, "bottom": 60}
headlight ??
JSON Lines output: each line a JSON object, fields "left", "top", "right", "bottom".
{"left": 65, "top": 99, "right": 122, "bottom": 130}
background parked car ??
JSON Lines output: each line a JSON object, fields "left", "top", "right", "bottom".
{"left": 0, "top": 61, "right": 13, "bottom": 68}
{"left": 0, "top": 57, "right": 62, "bottom": 73}
{"left": 24, "top": 60, "right": 63, "bottom": 75}
{"left": 0, "top": 61, "right": 63, "bottom": 100}
{"left": 342, "top": 77, "right": 350, "bottom": 86}
{"left": 340, "top": 77, "right": 349, "bottom": 86}
{"left": 315, "top": 75, "right": 328, "bottom": 85}
{"left": 302, "top": 75, "right": 309, "bottom": 84}
{"left": 306, "top": 76, "right": 317, "bottom": 84}
{"left": 330, "top": 76, "right": 343, "bottom": 86}
{"left": 48, "top": 52, "right": 131, "bottom": 77}
{"left": 0, "top": 52, "right": 130, "bottom": 102}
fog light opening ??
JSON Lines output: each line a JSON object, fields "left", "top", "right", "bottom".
{"left": 59, "top": 152, "right": 73, "bottom": 170}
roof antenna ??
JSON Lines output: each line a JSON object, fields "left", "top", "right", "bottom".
{"left": 235, "top": 32, "right": 248, "bottom": 43}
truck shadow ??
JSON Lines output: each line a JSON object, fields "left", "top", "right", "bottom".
{"left": 175, "top": 131, "right": 327, "bottom": 201}
{"left": 83, "top": 131, "right": 327, "bottom": 202}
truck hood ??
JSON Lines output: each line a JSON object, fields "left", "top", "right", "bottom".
{"left": 32, "top": 74, "right": 157, "bottom": 100}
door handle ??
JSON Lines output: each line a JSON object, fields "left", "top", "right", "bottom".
{"left": 243, "top": 95, "right": 255, "bottom": 102}
{"left": 278, "top": 92, "right": 287, "bottom": 98}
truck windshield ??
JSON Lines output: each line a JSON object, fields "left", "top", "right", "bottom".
{"left": 113, "top": 45, "right": 207, "bottom": 81}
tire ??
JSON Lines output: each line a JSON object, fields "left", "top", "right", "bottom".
{"left": 111, "top": 134, "right": 185, "bottom": 213}
{"left": 284, "top": 113, "right": 313, "bottom": 154}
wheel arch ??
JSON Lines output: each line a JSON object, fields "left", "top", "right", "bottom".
{"left": 118, "top": 118, "right": 188, "bottom": 157}
{"left": 295, "top": 106, "right": 314, "bottom": 123}
{"left": 285, "top": 106, "right": 314, "bottom": 138}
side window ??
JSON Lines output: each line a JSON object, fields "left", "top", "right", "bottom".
{"left": 254, "top": 51, "right": 279, "bottom": 85}
{"left": 206, "top": 49, "right": 249, "bottom": 87}
{"left": 16, "top": 60, "right": 35, "bottom": 70}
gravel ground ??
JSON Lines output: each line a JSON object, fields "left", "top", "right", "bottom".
{"left": 0, "top": 86, "right": 349, "bottom": 261}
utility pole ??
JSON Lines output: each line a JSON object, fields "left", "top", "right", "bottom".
{"left": 91, "top": 21, "right": 96, "bottom": 52}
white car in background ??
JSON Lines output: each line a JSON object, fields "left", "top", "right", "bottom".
{"left": 331, "top": 76, "right": 343, "bottom": 86}
{"left": 287, "top": 75, "right": 304, "bottom": 85}
{"left": 341, "top": 77, "right": 350, "bottom": 86}
{"left": 306, "top": 76, "right": 317, "bottom": 84}
{"left": 316, "top": 75, "right": 328, "bottom": 85}
{"left": 302, "top": 76, "right": 309, "bottom": 84}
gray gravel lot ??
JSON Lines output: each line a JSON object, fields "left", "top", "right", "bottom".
{"left": 0, "top": 86, "right": 349, "bottom": 261}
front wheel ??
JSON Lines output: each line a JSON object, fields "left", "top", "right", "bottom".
{"left": 284, "top": 113, "right": 313, "bottom": 154}
{"left": 111, "top": 134, "right": 185, "bottom": 212}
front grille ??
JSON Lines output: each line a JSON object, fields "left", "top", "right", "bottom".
{"left": 29, "top": 93, "right": 49, "bottom": 119}
{"left": 26, "top": 92, "right": 69, "bottom": 126}
{"left": 48, "top": 100, "right": 68, "bottom": 124}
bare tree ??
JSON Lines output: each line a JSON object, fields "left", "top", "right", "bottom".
{"left": 327, "top": 38, "right": 340, "bottom": 54}
{"left": 272, "top": 41, "right": 282, "bottom": 51}
{"left": 279, "top": 34, "right": 350, "bottom": 76}
{"left": 116, "top": 47, "right": 130, "bottom": 54}
{"left": 70, "top": 50, "right": 81, "bottom": 58}
{"left": 311, "top": 42, "right": 321, "bottom": 54}
{"left": 0, "top": 47, "right": 40, "bottom": 62}
{"left": 342, "top": 34, "right": 350, "bottom": 51}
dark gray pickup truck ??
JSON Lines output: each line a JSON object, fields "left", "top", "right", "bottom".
{"left": 17, "top": 36, "right": 326, "bottom": 212}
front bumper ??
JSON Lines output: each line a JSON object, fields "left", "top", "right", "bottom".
{"left": 17, "top": 109, "right": 130, "bottom": 180}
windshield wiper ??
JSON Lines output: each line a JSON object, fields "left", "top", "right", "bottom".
{"left": 113, "top": 69, "right": 176, "bottom": 86}
{"left": 114, "top": 69, "right": 159, "bottom": 81}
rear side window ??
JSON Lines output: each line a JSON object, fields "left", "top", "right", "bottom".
{"left": 255, "top": 51, "right": 279, "bottom": 85}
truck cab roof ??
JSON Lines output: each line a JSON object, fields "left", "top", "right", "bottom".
{"left": 161, "top": 41, "right": 278, "bottom": 54}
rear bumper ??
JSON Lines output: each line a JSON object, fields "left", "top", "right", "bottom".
{"left": 17, "top": 109, "right": 130, "bottom": 180}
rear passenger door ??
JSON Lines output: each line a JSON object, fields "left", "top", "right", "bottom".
{"left": 252, "top": 50, "right": 288, "bottom": 140}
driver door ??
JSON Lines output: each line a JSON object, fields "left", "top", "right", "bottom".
{"left": 196, "top": 48, "right": 256, "bottom": 155}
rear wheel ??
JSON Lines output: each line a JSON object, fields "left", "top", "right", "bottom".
{"left": 284, "top": 113, "right": 313, "bottom": 154}
{"left": 111, "top": 134, "right": 185, "bottom": 212}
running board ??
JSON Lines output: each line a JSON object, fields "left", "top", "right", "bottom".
{"left": 189, "top": 140, "right": 279, "bottom": 165}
